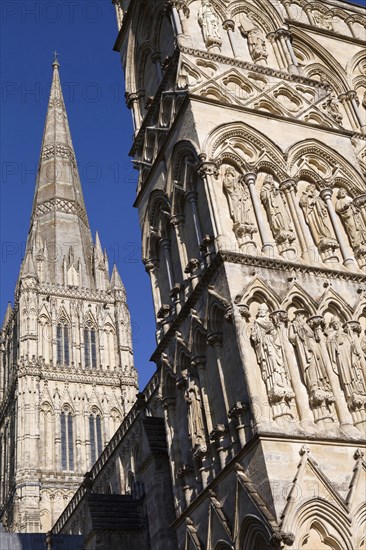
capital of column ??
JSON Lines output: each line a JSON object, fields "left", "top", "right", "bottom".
{"left": 242, "top": 172, "right": 257, "bottom": 187}
{"left": 228, "top": 401, "right": 248, "bottom": 419}
{"left": 166, "top": 0, "right": 190, "bottom": 17}
{"left": 307, "top": 315, "right": 325, "bottom": 333}
{"left": 151, "top": 51, "right": 162, "bottom": 64}
{"left": 274, "top": 28, "right": 292, "bottom": 41}
{"left": 280, "top": 178, "right": 298, "bottom": 194}
{"left": 185, "top": 258, "right": 200, "bottom": 274}
{"left": 200, "top": 234, "right": 214, "bottom": 251}
{"left": 160, "top": 237, "right": 172, "bottom": 251}
{"left": 170, "top": 282, "right": 183, "bottom": 298}
{"left": 347, "top": 90, "right": 358, "bottom": 102}
{"left": 176, "top": 463, "right": 194, "bottom": 480}
{"left": 125, "top": 90, "right": 144, "bottom": 108}
{"left": 209, "top": 423, "right": 227, "bottom": 441}
{"left": 270, "top": 309, "right": 288, "bottom": 327}
{"left": 338, "top": 92, "right": 348, "bottom": 104}
{"left": 207, "top": 332, "right": 223, "bottom": 348}
{"left": 185, "top": 191, "right": 198, "bottom": 205}
{"left": 236, "top": 303, "right": 250, "bottom": 321}
{"left": 157, "top": 304, "right": 171, "bottom": 319}
{"left": 170, "top": 214, "right": 185, "bottom": 228}
{"left": 191, "top": 355, "right": 206, "bottom": 369}
{"left": 319, "top": 187, "right": 333, "bottom": 202}
{"left": 354, "top": 194, "right": 366, "bottom": 209}
{"left": 197, "top": 160, "right": 219, "bottom": 179}
{"left": 223, "top": 19, "right": 235, "bottom": 32}
{"left": 143, "top": 258, "right": 159, "bottom": 274}
{"left": 343, "top": 320, "right": 362, "bottom": 335}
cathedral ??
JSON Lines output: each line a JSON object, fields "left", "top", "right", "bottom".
{"left": 1, "top": 0, "right": 366, "bottom": 548}
{"left": 0, "top": 56, "right": 138, "bottom": 533}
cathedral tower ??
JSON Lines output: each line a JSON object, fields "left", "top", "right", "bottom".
{"left": 114, "top": 0, "right": 366, "bottom": 547}
{"left": 0, "top": 59, "right": 138, "bottom": 533}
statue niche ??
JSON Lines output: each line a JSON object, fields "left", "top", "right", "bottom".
{"left": 335, "top": 188, "right": 366, "bottom": 269}
{"left": 327, "top": 317, "right": 366, "bottom": 427}
{"left": 289, "top": 310, "right": 336, "bottom": 426}
{"left": 185, "top": 376, "right": 206, "bottom": 451}
{"left": 197, "top": 0, "right": 222, "bottom": 51}
{"left": 260, "top": 174, "right": 296, "bottom": 257}
{"left": 251, "top": 303, "right": 295, "bottom": 421}
{"left": 223, "top": 166, "right": 257, "bottom": 251}
{"left": 299, "top": 184, "right": 339, "bottom": 263}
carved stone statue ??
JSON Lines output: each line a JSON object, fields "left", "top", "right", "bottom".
{"left": 313, "top": 12, "right": 333, "bottom": 31}
{"left": 246, "top": 27, "right": 268, "bottom": 65}
{"left": 260, "top": 174, "right": 295, "bottom": 249}
{"left": 198, "top": 0, "right": 222, "bottom": 49}
{"left": 362, "top": 331, "right": 366, "bottom": 360}
{"left": 323, "top": 97, "right": 343, "bottom": 124}
{"left": 185, "top": 377, "right": 206, "bottom": 446}
{"left": 326, "top": 317, "right": 366, "bottom": 410}
{"left": 251, "top": 304, "right": 294, "bottom": 411}
{"left": 223, "top": 166, "right": 257, "bottom": 249}
{"left": 299, "top": 184, "right": 339, "bottom": 259}
{"left": 289, "top": 310, "right": 335, "bottom": 415}
{"left": 335, "top": 189, "right": 366, "bottom": 263}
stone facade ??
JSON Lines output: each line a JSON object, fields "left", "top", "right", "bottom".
{"left": 109, "top": 0, "right": 366, "bottom": 548}
{"left": 0, "top": 59, "right": 138, "bottom": 533}
{"left": 52, "top": 374, "right": 177, "bottom": 549}
{"left": 2, "top": 0, "right": 366, "bottom": 548}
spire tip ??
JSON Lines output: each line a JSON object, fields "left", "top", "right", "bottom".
{"left": 52, "top": 50, "right": 60, "bottom": 68}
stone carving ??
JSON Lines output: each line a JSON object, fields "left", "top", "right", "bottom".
{"left": 185, "top": 376, "right": 206, "bottom": 447}
{"left": 362, "top": 331, "right": 366, "bottom": 360}
{"left": 335, "top": 189, "right": 366, "bottom": 267}
{"left": 289, "top": 310, "right": 335, "bottom": 423}
{"left": 197, "top": 0, "right": 222, "bottom": 50}
{"left": 313, "top": 11, "right": 333, "bottom": 31}
{"left": 326, "top": 317, "right": 366, "bottom": 413}
{"left": 223, "top": 166, "right": 257, "bottom": 249}
{"left": 299, "top": 184, "right": 339, "bottom": 261}
{"left": 246, "top": 27, "right": 268, "bottom": 65}
{"left": 260, "top": 174, "right": 296, "bottom": 255}
{"left": 323, "top": 97, "right": 343, "bottom": 124}
{"left": 362, "top": 90, "right": 366, "bottom": 111}
{"left": 251, "top": 304, "right": 294, "bottom": 418}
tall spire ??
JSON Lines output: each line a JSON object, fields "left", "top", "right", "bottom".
{"left": 26, "top": 59, "right": 94, "bottom": 286}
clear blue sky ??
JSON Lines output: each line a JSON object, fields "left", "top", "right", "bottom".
{"left": 0, "top": 0, "right": 365, "bottom": 389}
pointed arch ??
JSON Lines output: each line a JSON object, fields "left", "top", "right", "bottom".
{"left": 60, "top": 404, "right": 75, "bottom": 471}
{"left": 206, "top": 122, "right": 287, "bottom": 181}
{"left": 287, "top": 139, "right": 365, "bottom": 194}
{"left": 318, "top": 288, "right": 353, "bottom": 322}
{"left": 235, "top": 277, "right": 281, "bottom": 313}
{"left": 229, "top": 0, "right": 282, "bottom": 33}
{"left": 291, "top": 28, "right": 349, "bottom": 93}
{"left": 191, "top": 322, "right": 208, "bottom": 358}
{"left": 346, "top": 50, "right": 366, "bottom": 79}
{"left": 291, "top": 498, "right": 353, "bottom": 550}
{"left": 89, "top": 406, "right": 103, "bottom": 466}
{"left": 142, "top": 189, "right": 171, "bottom": 259}
{"left": 280, "top": 283, "right": 317, "bottom": 316}
{"left": 239, "top": 515, "right": 272, "bottom": 550}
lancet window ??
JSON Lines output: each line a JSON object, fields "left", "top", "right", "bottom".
{"left": 84, "top": 322, "right": 97, "bottom": 369}
{"left": 89, "top": 410, "right": 103, "bottom": 466}
{"left": 60, "top": 408, "right": 74, "bottom": 471}
{"left": 56, "top": 320, "right": 70, "bottom": 366}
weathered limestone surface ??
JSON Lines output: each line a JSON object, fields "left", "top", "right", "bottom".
{"left": 107, "top": 0, "right": 366, "bottom": 547}
{"left": 3, "top": 0, "right": 366, "bottom": 548}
